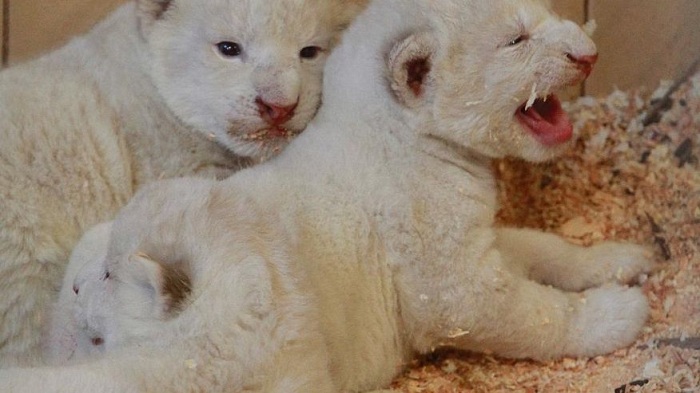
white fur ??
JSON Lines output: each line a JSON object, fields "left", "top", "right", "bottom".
{"left": 0, "top": 0, "right": 366, "bottom": 366}
{"left": 44, "top": 222, "right": 113, "bottom": 364}
{"left": 2, "top": 0, "right": 651, "bottom": 391}
{"left": 45, "top": 220, "right": 194, "bottom": 365}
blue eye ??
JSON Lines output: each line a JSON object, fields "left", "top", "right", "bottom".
{"left": 216, "top": 41, "right": 242, "bottom": 57}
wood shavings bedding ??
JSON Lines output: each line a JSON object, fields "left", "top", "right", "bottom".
{"left": 388, "top": 71, "right": 700, "bottom": 393}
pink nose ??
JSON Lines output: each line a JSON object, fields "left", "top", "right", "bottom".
{"left": 566, "top": 52, "right": 598, "bottom": 77}
{"left": 255, "top": 98, "right": 297, "bottom": 126}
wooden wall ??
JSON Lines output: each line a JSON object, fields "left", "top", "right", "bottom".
{"left": 3, "top": 0, "right": 124, "bottom": 65}
{"left": 1, "top": 0, "right": 699, "bottom": 97}
{"left": 588, "top": 0, "right": 700, "bottom": 95}
{"left": 1, "top": 0, "right": 6, "bottom": 66}
{"left": 555, "top": 0, "right": 586, "bottom": 24}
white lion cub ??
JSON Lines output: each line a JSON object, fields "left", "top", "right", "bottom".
{"left": 45, "top": 221, "right": 192, "bottom": 364}
{"left": 44, "top": 223, "right": 114, "bottom": 363}
{"left": 0, "top": 0, "right": 367, "bottom": 366}
{"left": 2, "top": 0, "right": 652, "bottom": 391}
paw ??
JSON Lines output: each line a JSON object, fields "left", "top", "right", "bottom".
{"left": 577, "top": 242, "right": 654, "bottom": 288}
{"left": 564, "top": 285, "right": 649, "bottom": 357}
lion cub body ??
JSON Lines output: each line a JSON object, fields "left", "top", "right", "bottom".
{"left": 3, "top": 0, "right": 651, "bottom": 391}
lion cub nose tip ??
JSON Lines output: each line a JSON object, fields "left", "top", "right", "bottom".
{"left": 255, "top": 98, "right": 298, "bottom": 126}
{"left": 566, "top": 52, "right": 598, "bottom": 76}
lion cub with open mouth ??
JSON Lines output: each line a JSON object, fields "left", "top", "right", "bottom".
{"left": 0, "top": 0, "right": 367, "bottom": 366}
{"left": 10, "top": 0, "right": 652, "bottom": 391}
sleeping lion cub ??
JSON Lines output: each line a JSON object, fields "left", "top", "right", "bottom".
{"left": 44, "top": 222, "right": 118, "bottom": 363}
{"left": 0, "top": 0, "right": 366, "bottom": 366}
{"left": 3, "top": 0, "right": 652, "bottom": 391}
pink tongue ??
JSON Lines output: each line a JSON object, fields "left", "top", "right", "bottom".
{"left": 516, "top": 95, "right": 573, "bottom": 146}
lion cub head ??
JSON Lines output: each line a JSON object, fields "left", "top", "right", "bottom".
{"left": 45, "top": 222, "right": 191, "bottom": 363}
{"left": 139, "top": 0, "right": 367, "bottom": 160}
{"left": 387, "top": 0, "right": 597, "bottom": 162}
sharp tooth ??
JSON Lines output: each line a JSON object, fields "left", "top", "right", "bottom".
{"left": 525, "top": 82, "right": 538, "bottom": 110}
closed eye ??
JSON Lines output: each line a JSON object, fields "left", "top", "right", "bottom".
{"left": 507, "top": 34, "right": 528, "bottom": 47}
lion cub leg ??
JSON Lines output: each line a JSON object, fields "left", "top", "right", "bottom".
{"left": 422, "top": 252, "right": 648, "bottom": 360}
{"left": 495, "top": 228, "right": 653, "bottom": 291}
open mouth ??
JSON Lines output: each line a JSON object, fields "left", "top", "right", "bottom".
{"left": 515, "top": 94, "right": 573, "bottom": 146}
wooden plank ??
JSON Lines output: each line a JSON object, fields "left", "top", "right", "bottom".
{"left": 552, "top": 0, "right": 586, "bottom": 100}
{"left": 1, "top": 0, "right": 6, "bottom": 67}
{"left": 7, "top": 0, "right": 125, "bottom": 65}
{"left": 552, "top": 0, "right": 586, "bottom": 24}
{"left": 587, "top": 0, "right": 700, "bottom": 96}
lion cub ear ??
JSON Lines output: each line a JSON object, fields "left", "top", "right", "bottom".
{"left": 137, "top": 0, "right": 174, "bottom": 34}
{"left": 387, "top": 32, "right": 437, "bottom": 108}
{"left": 126, "top": 253, "right": 192, "bottom": 316}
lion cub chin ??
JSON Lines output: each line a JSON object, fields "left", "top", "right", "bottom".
{"left": 10, "top": 0, "right": 653, "bottom": 392}
{"left": 0, "top": 0, "right": 367, "bottom": 367}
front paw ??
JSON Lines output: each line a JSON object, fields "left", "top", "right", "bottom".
{"left": 578, "top": 242, "right": 654, "bottom": 288}
{"left": 564, "top": 285, "right": 649, "bottom": 357}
